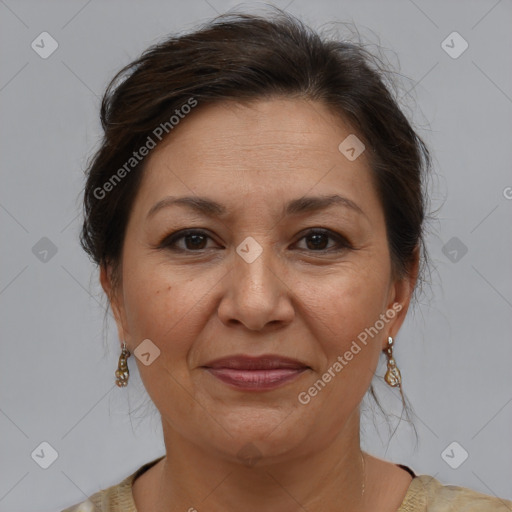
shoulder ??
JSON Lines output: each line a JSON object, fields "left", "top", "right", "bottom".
{"left": 60, "top": 475, "right": 133, "bottom": 512}
{"left": 60, "top": 455, "right": 165, "bottom": 512}
{"left": 399, "top": 474, "right": 512, "bottom": 511}
{"left": 61, "top": 497, "right": 102, "bottom": 512}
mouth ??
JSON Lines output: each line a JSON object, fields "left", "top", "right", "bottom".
{"left": 201, "top": 355, "right": 310, "bottom": 391}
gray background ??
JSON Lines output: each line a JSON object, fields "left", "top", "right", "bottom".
{"left": 1, "top": 0, "right": 511, "bottom": 510}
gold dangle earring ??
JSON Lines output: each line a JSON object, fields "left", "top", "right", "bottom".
{"left": 384, "top": 336, "right": 402, "bottom": 388}
{"left": 115, "top": 341, "right": 131, "bottom": 387}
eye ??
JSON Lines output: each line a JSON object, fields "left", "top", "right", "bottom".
{"left": 158, "top": 228, "right": 351, "bottom": 253}
{"left": 293, "top": 229, "right": 351, "bottom": 252}
{"left": 159, "top": 229, "right": 218, "bottom": 252}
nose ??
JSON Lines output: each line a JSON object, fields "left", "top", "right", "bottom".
{"left": 217, "top": 241, "right": 295, "bottom": 332}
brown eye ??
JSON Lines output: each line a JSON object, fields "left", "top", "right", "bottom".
{"left": 305, "top": 232, "right": 330, "bottom": 250}
{"left": 159, "top": 229, "right": 217, "bottom": 251}
{"left": 182, "top": 233, "right": 208, "bottom": 250}
{"left": 294, "top": 229, "right": 350, "bottom": 252}
{"left": 159, "top": 228, "right": 350, "bottom": 254}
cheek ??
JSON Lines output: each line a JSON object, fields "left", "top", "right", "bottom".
{"left": 306, "top": 262, "right": 389, "bottom": 335}
{"left": 122, "top": 262, "right": 173, "bottom": 340}
{"left": 299, "top": 259, "right": 390, "bottom": 383}
{"left": 120, "top": 252, "right": 219, "bottom": 373}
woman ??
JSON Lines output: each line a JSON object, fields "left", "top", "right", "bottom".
{"left": 62, "top": 9, "right": 512, "bottom": 512}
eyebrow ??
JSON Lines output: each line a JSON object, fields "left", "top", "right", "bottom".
{"left": 146, "top": 194, "right": 366, "bottom": 220}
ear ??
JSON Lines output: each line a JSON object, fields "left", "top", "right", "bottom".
{"left": 100, "top": 264, "right": 131, "bottom": 346}
{"left": 382, "top": 245, "right": 420, "bottom": 350}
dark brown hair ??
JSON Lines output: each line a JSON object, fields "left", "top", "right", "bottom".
{"left": 81, "top": 9, "right": 430, "bottom": 435}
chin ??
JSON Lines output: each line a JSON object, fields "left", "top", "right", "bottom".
{"left": 215, "top": 412, "right": 307, "bottom": 449}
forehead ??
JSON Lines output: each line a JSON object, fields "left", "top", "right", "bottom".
{"left": 134, "top": 98, "right": 381, "bottom": 220}
{"left": 149, "top": 98, "right": 360, "bottom": 164}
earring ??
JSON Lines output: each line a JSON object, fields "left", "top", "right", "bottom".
{"left": 115, "top": 341, "right": 131, "bottom": 387}
{"left": 384, "top": 336, "right": 402, "bottom": 388}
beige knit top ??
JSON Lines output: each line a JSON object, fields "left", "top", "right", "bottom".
{"left": 61, "top": 456, "right": 512, "bottom": 511}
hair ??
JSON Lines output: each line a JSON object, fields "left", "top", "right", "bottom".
{"left": 80, "top": 8, "right": 431, "bottom": 441}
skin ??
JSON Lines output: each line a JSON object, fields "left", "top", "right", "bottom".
{"left": 101, "top": 98, "right": 418, "bottom": 512}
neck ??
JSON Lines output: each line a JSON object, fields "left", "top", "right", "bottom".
{"left": 151, "top": 410, "right": 367, "bottom": 512}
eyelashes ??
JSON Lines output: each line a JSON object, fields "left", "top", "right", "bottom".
{"left": 161, "top": 229, "right": 212, "bottom": 251}
{"left": 157, "top": 228, "right": 353, "bottom": 253}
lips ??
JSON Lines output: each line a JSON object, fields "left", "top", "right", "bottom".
{"left": 203, "top": 355, "right": 309, "bottom": 371}
{"left": 202, "top": 355, "right": 310, "bottom": 391}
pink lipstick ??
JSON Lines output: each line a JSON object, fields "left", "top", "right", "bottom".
{"left": 202, "top": 355, "right": 309, "bottom": 391}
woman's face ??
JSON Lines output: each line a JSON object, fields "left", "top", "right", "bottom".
{"left": 102, "top": 98, "right": 415, "bottom": 463}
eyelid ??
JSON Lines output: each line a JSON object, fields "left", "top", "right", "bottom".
{"left": 157, "top": 228, "right": 216, "bottom": 250}
{"left": 293, "top": 228, "right": 352, "bottom": 250}
{"left": 158, "top": 227, "right": 352, "bottom": 252}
